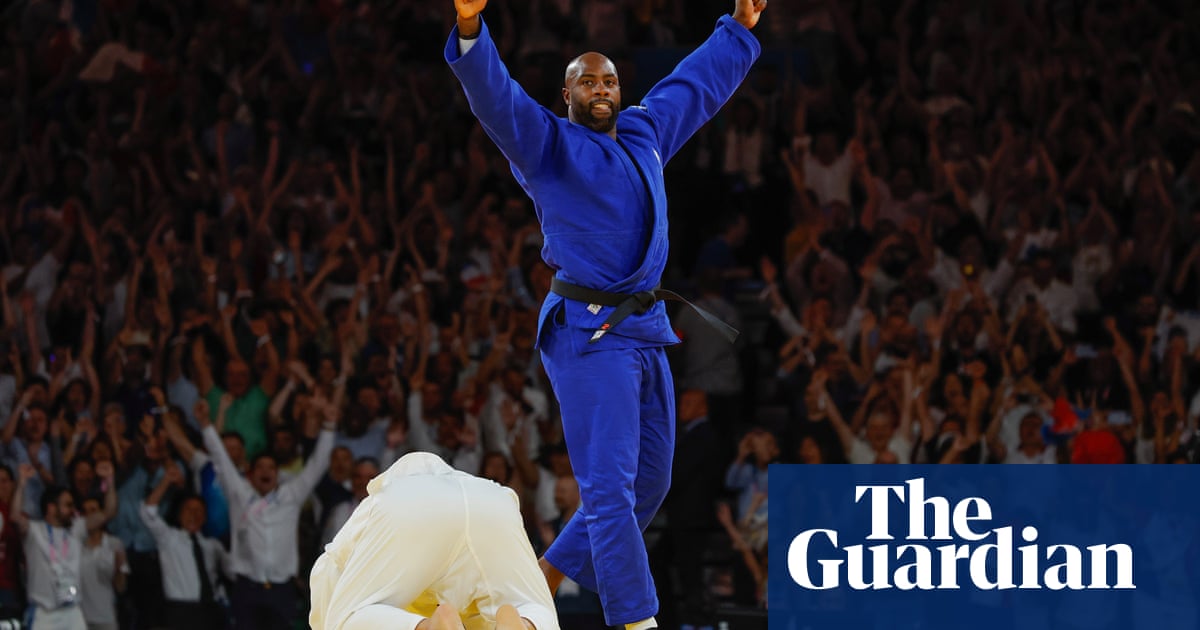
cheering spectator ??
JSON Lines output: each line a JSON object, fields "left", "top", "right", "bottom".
{"left": 78, "top": 492, "right": 128, "bottom": 630}
{"left": 140, "top": 461, "right": 227, "bottom": 630}
{"left": 10, "top": 461, "right": 116, "bottom": 630}
{"left": 198, "top": 397, "right": 334, "bottom": 630}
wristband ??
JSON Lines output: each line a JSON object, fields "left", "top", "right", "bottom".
{"left": 257, "top": 335, "right": 272, "bottom": 348}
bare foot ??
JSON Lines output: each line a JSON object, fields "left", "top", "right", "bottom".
{"left": 428, "top": 603, "right": 466, "bottom": 630}
{"left": 495, "top": 604, "right": 531, "bottom": 630}
{"left": 538, "top": 557, "right": 565, "bottom": 596}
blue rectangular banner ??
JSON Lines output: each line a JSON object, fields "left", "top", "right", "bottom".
{"left": 768, "top": 465, "right": 1200, "bottom": 630}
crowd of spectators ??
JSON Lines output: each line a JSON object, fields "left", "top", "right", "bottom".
{"left": 0, "top": 0, "right": 1196, "bottom": 628}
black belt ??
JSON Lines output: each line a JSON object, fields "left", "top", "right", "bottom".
{"left": 551, "top": 278, "right": 739, "bottom": 345}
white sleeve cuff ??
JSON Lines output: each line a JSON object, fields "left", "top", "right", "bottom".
{"left": 459, "top": 37, "right": 479, "bottom": 55}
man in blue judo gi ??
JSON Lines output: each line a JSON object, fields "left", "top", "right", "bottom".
{"left": 446, "top": 0, "right": 767, "bottom": 627}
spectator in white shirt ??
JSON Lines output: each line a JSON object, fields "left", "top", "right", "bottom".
{"left": 197, "top": 397, "right": 336, "bottom": 630}
{"left": 10, "top": 460, "right": 117, "bottom": 630}
{"left": 801, "top": 129, "right": 856, "bottom": 206}
{"left": 822, "top": 368, "right": 916, "bottom": 464}
{"left": 309, "top": 452, "right": 556, "bottom": 630}
{"left": 140, "top": 461, "right": 227, "bottom": 630}
{"left": 480, "top": 367, "right": 547, "bottom": 465}
{"left": 78, "top": 494, "right": 128, "bottom": 630}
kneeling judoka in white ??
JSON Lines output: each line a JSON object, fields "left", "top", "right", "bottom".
{"left": 309, "top": 452, "right": 559, "bottom": 630}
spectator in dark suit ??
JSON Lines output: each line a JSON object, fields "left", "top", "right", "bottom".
{"left": 659, "top": 390, "right": 724, "bottom": 624}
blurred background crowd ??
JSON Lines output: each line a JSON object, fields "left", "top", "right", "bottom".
{"left": 0, "top": 0, "right": 1197, "bottom": 628}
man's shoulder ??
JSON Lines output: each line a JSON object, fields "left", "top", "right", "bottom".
{"left": 617, "top": 107, "right": 655, "bottom": 132}
{"left": 25, "top": 519, "right": 47, "bottom": 538}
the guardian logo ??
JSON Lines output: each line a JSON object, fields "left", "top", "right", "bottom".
{"left": 788, "top": 478, "right": 1135, "bottom": 591}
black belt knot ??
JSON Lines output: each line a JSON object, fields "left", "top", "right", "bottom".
{"left": 631, "top": 290, "right": 657, "bottom": 314}
{"left": 550, "top": 277, "right": 738, "bottom": 345}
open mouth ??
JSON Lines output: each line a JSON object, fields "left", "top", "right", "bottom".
{"left": 590, "top": 101, "right": 613, "bottom": 116}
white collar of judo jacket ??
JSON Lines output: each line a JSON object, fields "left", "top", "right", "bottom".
{"left": 367, "top": 452, "right": 458, "bottom": 495}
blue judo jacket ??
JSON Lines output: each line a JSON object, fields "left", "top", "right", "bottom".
{"left": 446, "top": 16, "right": 761, "bottom": 353}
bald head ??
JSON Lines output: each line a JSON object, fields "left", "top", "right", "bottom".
{"left": 565, "top": 52, "right": 616, "bottom": 85}
{"left": 563, "top": 52, "right": 621, "bottom": 137}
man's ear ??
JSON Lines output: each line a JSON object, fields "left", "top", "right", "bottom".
{"left": 562, "top": 88, "right": 570, "bottom": 108}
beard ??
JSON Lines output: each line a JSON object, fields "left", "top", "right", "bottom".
{"left": 574, "top": 98, "right": 618, "bottom": 133}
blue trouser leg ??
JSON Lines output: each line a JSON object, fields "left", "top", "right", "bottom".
{"left": 541, "top": 330, "right": 675, "bottom": 626}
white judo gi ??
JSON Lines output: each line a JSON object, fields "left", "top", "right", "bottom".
{"left": 309, "top": 452, "right": 559, "bottom": 630}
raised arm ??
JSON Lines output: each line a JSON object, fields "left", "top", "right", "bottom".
{"left": 10, "top": 464, "right": 34, "bottom": 535}
{"left": 446, "top": 0, "right": 559, "bottom": 176}
{"left": 285, "top": 407, "right": 337, "bottom": 499}
{"left": 191, "top": 336, "right": 216, "bottom": 398}
{"left": 268, "top": 378, "right": 298, "bottom": 429}
{"left": 86, "top": 460, "right": 119, "bottom": 530}
{"left": 161, "top": 406, "right": 198, "bottom": 463}
{"left": 144, "top": 461, "right": 182, "bottom": 512}
{"left": 637, "top": 1, "right": 764, "bottom": 162}
{"left": 140, "top": 462, "right": 184, "bottom": 546}
{"left": 197, "top": 400, "right": 252, "bottom": 502}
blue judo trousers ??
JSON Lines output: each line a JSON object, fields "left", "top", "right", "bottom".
{"left": 446, "top": 15, "right": 760, "bottom": 625}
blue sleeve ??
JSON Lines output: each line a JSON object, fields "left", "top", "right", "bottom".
{"left": 640, "top": 14, "right": 761, "bottom": 163}
{"left": 445, "top": 19, "right": 558, "bottom": 176}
